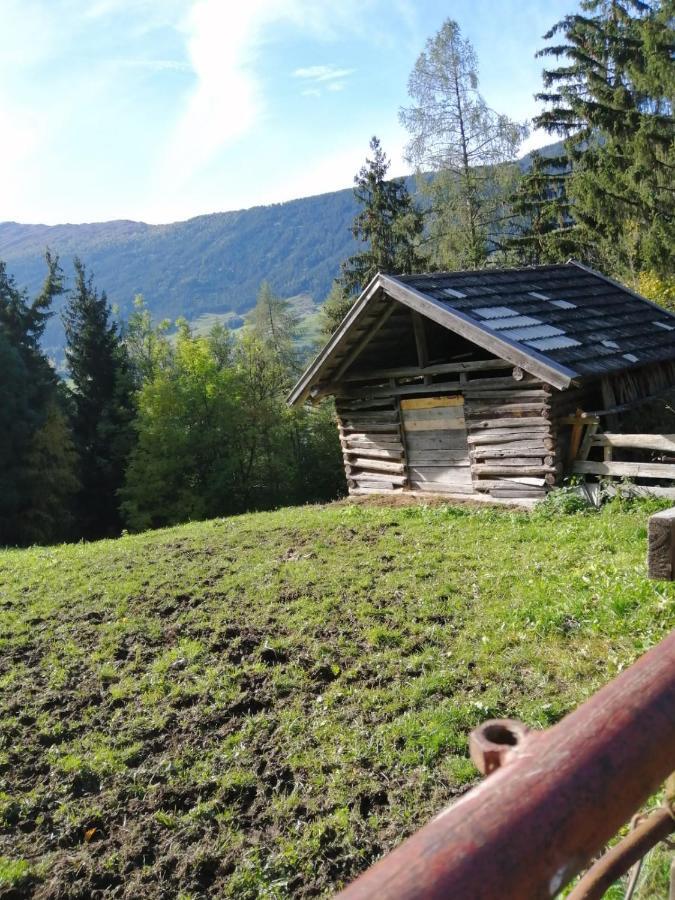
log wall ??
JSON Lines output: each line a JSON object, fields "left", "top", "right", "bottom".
{"left": 336, "top": 396, "right": 407, "bottom": 494}
{"left": 334, "top": 366, "right": 569, "bottom": 501}
{"left": 464, "top": 376, "right": 558, "bottom": 500}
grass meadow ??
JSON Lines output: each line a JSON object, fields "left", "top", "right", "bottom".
{"left": 0, "top": 496, "right": 673, "bottom": 897}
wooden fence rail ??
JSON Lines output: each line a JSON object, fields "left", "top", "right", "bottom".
{"left": 569, "top": 431, "right": 675, "bottom": 482}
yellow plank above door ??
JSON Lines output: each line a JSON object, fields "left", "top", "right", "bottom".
{"left": 400, "top": 396, "right": 464, "bottom": 410}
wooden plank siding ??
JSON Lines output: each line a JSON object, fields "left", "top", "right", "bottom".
{"left": 335, "top": 362, "right": 567, "bottom": 500}
{"left": 401, "top": 396, "right": 472, "bottom": 494}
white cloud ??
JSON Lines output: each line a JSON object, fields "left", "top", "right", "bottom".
{"left": 160, "top": 0, "right": 364, "bottom": 182}
{"left": 158, "top": 0, "right": 375, "bottom": 183}
{"left": 159, "top": 0, "right": 268, "bottom": 182}
{"left": 0, "top": 0, "right": 405, "bottom": 223}
{"left": 293, "top": 63, "right": 354, "bottom": 99}
{"left": 116, "top": 58, "right": 191, "bottom": 72}
{"left": 0, "top": 0, "right": 61, "bottom": 68}
{"left": 293, "top": 65, "right": 355, "bottom": 82}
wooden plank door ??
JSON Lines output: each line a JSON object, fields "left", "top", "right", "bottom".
{"left": 401, "top": 396, "right": 473, "bottom": 494}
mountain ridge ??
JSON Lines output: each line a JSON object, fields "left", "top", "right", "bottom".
{"left": 0, "top": 142, "right": 564, "bottom": 358}
{"left": 0, "top": 187, "right": 361, "bottom": 358}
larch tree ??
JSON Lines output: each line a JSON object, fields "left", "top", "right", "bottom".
{"left": 242, "top": 283, "right": 305, "bottom": 503}
{"left": 63, "top": 258, "right": 135, "bottom": 538}
{"left": 399, "top": 19, "right": 528, "bottom": 270}
{"left": 246, "top": 281, "right": 301, "bottom": 379}
{"left": 534, "top": 0, "right": 674, "bottom": 279}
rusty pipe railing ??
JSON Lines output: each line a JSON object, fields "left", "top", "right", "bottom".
{"left": 337, "top": 629, "right": 675, "bottom": 899}
{"left": 568, "top": 798, "right": 675, "bottom": 900}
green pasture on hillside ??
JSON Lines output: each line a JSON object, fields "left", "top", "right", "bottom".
{"left": 0, "top": 497, "right": 673, "bottom": 898}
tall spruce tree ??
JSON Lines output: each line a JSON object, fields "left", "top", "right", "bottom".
{"left": 340, "top": 137, "right": 424, "bottom": 290}
{"left": 320, "top": 280, "right": 355, "bottom": 337}
{"left": 0, "top": 254, "right": 79, "bottom": 546}
{"left": 63, "top": 258, "right": 134, "bottom": 538}
{"left": 400, "top": 19, "right": 528, "bottom": 269}
{"left": 504, "top": 150, "right": 577, "bottom": 264}
{"left": 535, "top": 0, "right": 674, "bottom": 277}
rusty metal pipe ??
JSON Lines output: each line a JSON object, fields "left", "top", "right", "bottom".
{"left": 567, "top": 805, "right": 675, "bottom": 900}
{"left": 336, "top": 629, "right": 675, "bottom": 900}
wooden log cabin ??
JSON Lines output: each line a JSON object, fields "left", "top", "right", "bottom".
{"left": 288, "top": 262, "right": 675, "bottom": 502}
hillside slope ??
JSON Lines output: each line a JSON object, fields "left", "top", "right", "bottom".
{"left": 0, "top": 189, "right": 359, "bottom": 358}
{"left": 0, "top": 497, "right": 671, "bottom": 898}
{"left": 0, "top": 142, "right": 566, "bottom": 360}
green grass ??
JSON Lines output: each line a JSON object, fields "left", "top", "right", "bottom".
{"left": 0, "top": 497, "right": 673, "bottom": 898}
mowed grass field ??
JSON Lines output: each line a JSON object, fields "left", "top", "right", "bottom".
{"left": 0, "top": 497, "right": 674, "bottom": 898}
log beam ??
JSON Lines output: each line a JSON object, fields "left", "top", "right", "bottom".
{"left": 343, "top": 359, "right": 508, "bottom": 382}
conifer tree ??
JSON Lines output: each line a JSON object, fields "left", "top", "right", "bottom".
{"left": 339, "top": 136, "right": 425, "bottom": 297}
{"left": 400, "top": 19, "right": 528, "bottom": 269}
{"left": 504, "top": 150, "right": 577, "bottom": 264}
{"left": 20, "top": 397, "right": 80, "bottom": 544}
{"left": 63, "top": 258, "right": 134, "bottom": 538}
{"left": 246, "top": 281, "right": 301, "bottom": 379}
{"left": 320, "top": 280, "right": 354, "bottom": 337}
{"left": 535, "top": 0, "right": 674, "bottom": 276}
{"left": 0, "top": 254, "right": 78, "bottom": 545}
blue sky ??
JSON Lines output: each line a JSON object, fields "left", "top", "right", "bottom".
{"left": 1, "top": 0, "right": 579, "bottom": 225}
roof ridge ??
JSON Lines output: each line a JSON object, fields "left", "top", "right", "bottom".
{"left": 393, "top": 262, "right": 575, "bottom": 281}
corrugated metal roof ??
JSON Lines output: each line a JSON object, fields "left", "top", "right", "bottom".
{"left": 474, "top": 306, "right": 518, "bottom": 319}
{"left": 527, "top": 335, "right": 582, "bottom": 351}
{"left": 488, "top": 316, "right": 542, "bottom": 331}
{"left": 394, "top": 263, "right": 675, "bottom": 379}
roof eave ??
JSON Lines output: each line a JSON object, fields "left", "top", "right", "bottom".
{"left": 287, "top": 274, "right": 384, "bottom": 406}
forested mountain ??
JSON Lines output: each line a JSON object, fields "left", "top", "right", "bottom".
{"left": 0, "top": 188, "right": 361, "bottom": 359}
{"left": 0, "top": 145, "right": 563, "bottom": 360}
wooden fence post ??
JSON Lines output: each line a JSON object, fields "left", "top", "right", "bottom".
{"left": 648, "top": 507, "right": 675, "bottom": 580}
